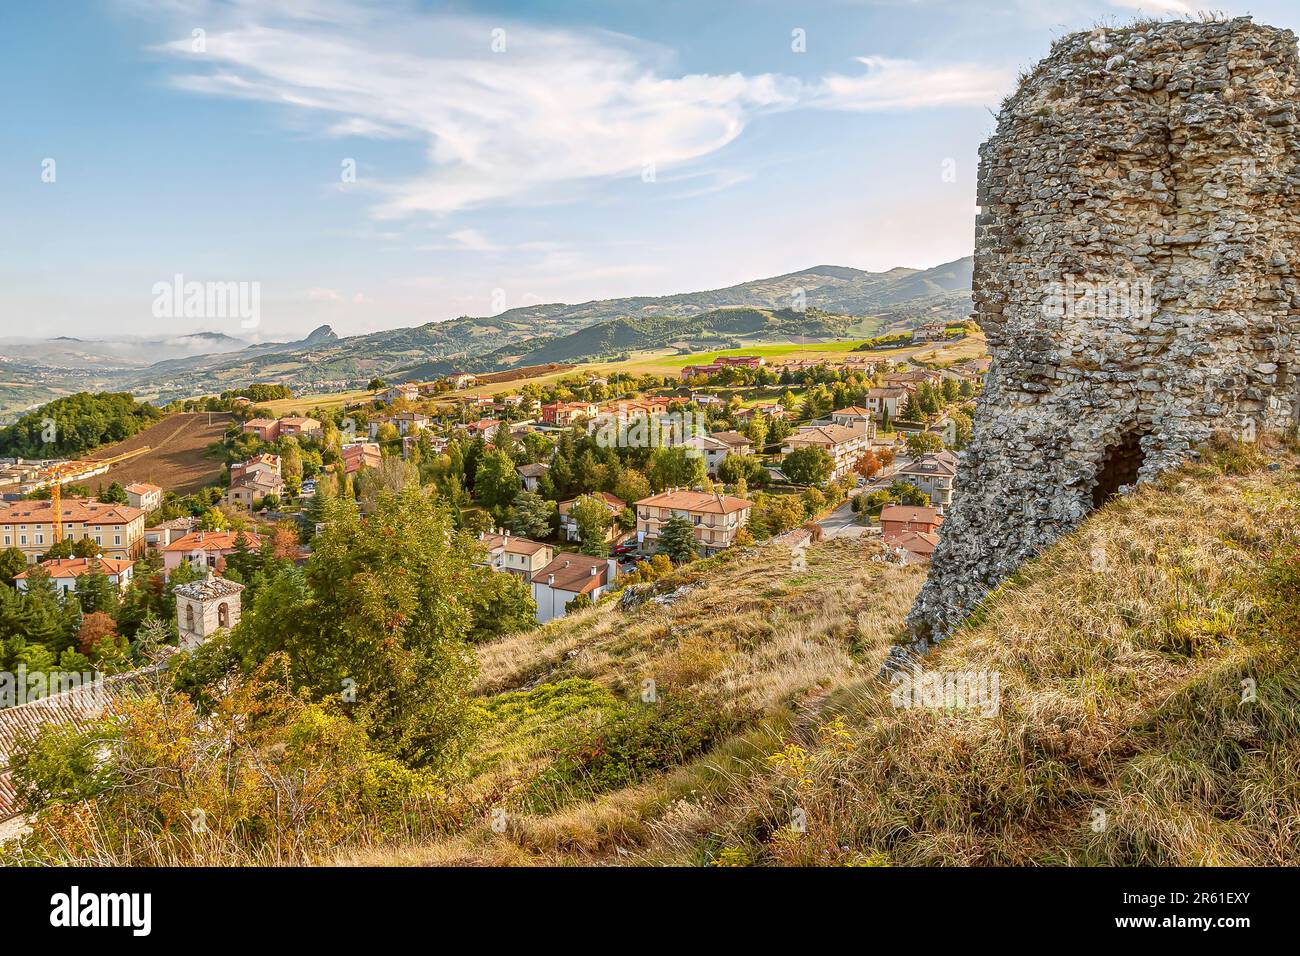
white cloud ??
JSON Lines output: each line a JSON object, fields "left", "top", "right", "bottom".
{"left": 149, "top": 1, "right": 1010, "bottom": 220}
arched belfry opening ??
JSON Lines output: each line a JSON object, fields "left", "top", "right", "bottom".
{"left": 1091, "top": 430, "right": 1148, "bottom": 510}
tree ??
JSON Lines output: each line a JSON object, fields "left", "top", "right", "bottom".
{"left": 198, "top": 507, "right": 227, "bottom": 532}
{"left": 655, "top": 513, "right": 698, "bottom": 564}
{"left": 75, "top": 559, "right": 117, "bottom": 615}
{"left": 906, "top": 431, "right": 945, "bottom": 457}
{"left": 367, "top": 378, "right": 387, "bottom": 391}
{"left": 77, "top": 611, "right": 118, "bottom": 657}
{"left": 0, "top": 548, "right": 27, "bottom": 587}
{"left": 98, "top": 482, "right": 129, "bottom": 505}
{"left": 507, "top": 491, "right": 555, "bottom": 540}
{"left": 464, "top": 570, "right": 536, "bottom": 641}
{"left": 569, "top": 495, "right": 613, "bottom": 555}
{"left": 854, "top": 450, "right": 881, "bottom": 479}
{"left": 647, "top": 446, "right": 706, "bottom": 491}
{"left": 612, "top": 469, "right": 651, "bottom": 507}
{"left": 474, "top": 449, "right": 523, "bottom": 517}
{"left": 231, "top": 488, "right": 481, "bottom": 770}
{"left": 781, "top": 446, "right": 834, "bottom": 487}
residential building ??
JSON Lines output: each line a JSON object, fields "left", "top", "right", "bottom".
{"left": 517, "top": 462, "right": 550, "bottom": 492}
{"left": 530, "top": 554, "right": 618, "bottom": 624}
{"left": 884, "top": 529, "right": 940, "bottom": 564}
{"left": 879, "top": 504, "right": 944, "bottom": 538}
{"left": 895, "top": 451, "right": 960, "bottom": 511}
{"left": 915, "top": 321, "right": 949, "bottom": 341}
{"left": 830, "top": 406, "right": 876, "bottom": 433}
{"left": 369, "top": 412, "right": 431, "bottom": 440}
{"left": 476, "top": 531, "right": 554, "bottom": 581}
{"left": 162, "top": 530, "right": 263, "bottom": 577}
{"left": 459, "top": 418, "right": 502, "bottom": 440}
{"left": 558, "top": 492, "right": 626, "bottom": 542}
{"left": 685, "top": 430, "right": 752, "bottom": 476}
{"left": 145, "top": 516, "right": 195, "bottom": 550}
{"left": 0, "top": 498, "right": 146, "bottom": 563}
{"left": 446, "top": 373, "right": 477, "bottom": 389}
{"left": 240, "top": 417, "right": 321, "bottom": 441}
{"left": 782, "top": 422, "right": 872, "bottom": 480}
{"left": 226, "top": 470, "right": 285, "bottom": 509}
{"left": 540, "top": 401, "right": 599, "bottom": 426}
{"left": 866, "top": 387, "right": 910, "bottom": 421}
{"left": 124, "top": 482, "right": 163, "bottom": 513}
{"left": 883, "top": 368, "right": 943, "bottom": 389}
{"left": 681, "top": 363, "right": 722, "bottom": 379}
{"left": 230, "top": 453, "right": 281, "bottom": 485}
{"left": 14, "top": 557, "right": 135, "bottom": 596}
{"left": 383, "top": 383, "right": 422, "bottom": 403}
{"left": 634, "top": 489, "right": 752, "bottom": 557}
{"left": 341, "top": 442, "right": 382, "bottom": 475}
{"left": 715, "top": 355, "right": 765, "bottom": 368}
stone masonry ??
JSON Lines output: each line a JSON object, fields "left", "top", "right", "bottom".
{"left": 909, "top": 18, "right": 1300, "bottom": 642}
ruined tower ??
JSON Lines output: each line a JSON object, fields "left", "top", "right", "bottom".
{"left": 910, "top": 18, "right": 1300, "bottom": 641}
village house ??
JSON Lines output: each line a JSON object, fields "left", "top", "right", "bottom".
{"left": 883, "top": 368, "right": 943, "bottom": 389}
{"left": 230, "top": 453, "right": 281, "bottom": 485}
{"left": 879, "top": 504, "right": 944, "bottom": 537}
{"left": 558, "top": 492, "right": 626, "bottom": 543}
{"left": 782, "top": 421, "right": 872, "bottom": 480}
{"left": 915, "top": 321, "right": 949, "bottom": 341}
{"left": 516, "top": 462, "right": 550, "bottom": 492}
{"left": 680, "top": 363, "right": 722, "bottom": 379}
{"left": 383, "top": 382, "right": 422, "bottom": 403}
{"left": 123, "top": 482, "right": 163, "bottom": 513}
{"left": 446, "top": 373, "right": 477, "bottom": 390}
{"left": 341, "top": 442, "right": 383, "bottom": 475}
{"left": 240, "top": 416, "right": 321, "bottom": 441}
{"left": 715, "top": 355, "right": 765, "bottom": 368}
{"left": 830, "top": 406, "right": 876, "bottom": 434}
{"left": 225, "top": 470, "right": 285, "bottom": 509}
{"left": 634, "top": 489, "right": 752, "bottom": 557}
{"left": 530, "top": 554, "right": 618, "bottom": 624}
{"left": 884, "top": 529, "right": 941, "bottom": 564}
{"left": 894, "top": 450, "right": 960, "bottom": 511}
{"left": 737, "top": 402, "right": 786, "bottom": 423}
{"left": 866, "top": 387, "right": 910, "bottom": 421}
{"left": 144, "top": 515, "right": 195, "bottom": 550}
{"left": 0, "top": 498, "right": 146, "bottom": 563}
{"left": 476, "top": 530, "right": 554, "bottom": 581}
{"left": 162, "top": 530, "right": 263, "bottom": 577}
{"left": 369, "top": 411, "right": 431, "bottom": 439}
{"left": 14, "top": 557, "right": 135, "bottom": 596}
{"left": 540, "top": 400, "right": 600, "bottom": 426}
{"left": 686, "top": 430, "right": 753, "bottom": 476}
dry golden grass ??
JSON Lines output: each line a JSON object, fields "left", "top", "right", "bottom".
{"left": 343, "top": 437, "right": 1298, "bottom": 867}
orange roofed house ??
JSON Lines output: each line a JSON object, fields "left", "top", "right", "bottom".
{"left": 0, "top": 498, "right": 146, "bottom": 564}
{"left": 530, "top": 553, "right": 618, "bottom": 624}
{"left": 124, "top": 482, "right": 163, "bottom": 512}
{"left": 879, "top": 504, "right": 943, "bottom": 537}
{"left": 14, "top": 557, "right": 135, "bottom": 596}
{"left": 163, "top": 530, "right": 263, "bottom": 577}
{"left": 634, "top": 489, "right": 752, "bottom": 557}
{"left": 477, "top": 530, "right": 554, "bottom": 581}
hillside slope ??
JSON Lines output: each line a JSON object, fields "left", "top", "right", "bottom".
{"left": 342, "top": 437, "right": 1298, "bottom": 866}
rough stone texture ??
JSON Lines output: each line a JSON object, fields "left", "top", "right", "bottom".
{"left": 910, "top": 18, "right": 1300, "bottom": 642}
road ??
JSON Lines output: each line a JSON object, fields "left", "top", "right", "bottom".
{"left": 816, "top": 455, "right": 913, "bottom": 540}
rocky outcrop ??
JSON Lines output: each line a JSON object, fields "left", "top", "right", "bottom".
{"left": 910, "top": 17, "right": 1300, "bottom": 641}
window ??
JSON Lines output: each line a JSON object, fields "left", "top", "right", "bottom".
{"left": 185, "top": 604, "right": 195, "bottom": 632}
{"left": 218, "top": 603, "right": 229, "bottom": 628}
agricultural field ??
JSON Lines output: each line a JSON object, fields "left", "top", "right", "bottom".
{"left": 86, "top": 411, "right": 234, "bottom": 495}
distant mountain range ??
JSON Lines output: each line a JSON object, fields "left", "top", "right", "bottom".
{"left": 0, "top": 256, "right": 972, "bottom": 419}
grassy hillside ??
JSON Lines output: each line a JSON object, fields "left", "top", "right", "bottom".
{"left": 338, "top": 435, "right": 1297, "bottom": 866}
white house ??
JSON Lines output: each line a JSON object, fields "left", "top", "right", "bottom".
{"left": 530, "top": 554, "right": 618, "bottom": 624}
{"left": 14, "top": 557, "right": 134, "bottom": 596}
{"left": 124, "top": 482, "right": 163, "bottom": 513}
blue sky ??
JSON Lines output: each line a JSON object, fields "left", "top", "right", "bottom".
{"left": 3, "top": 0, "right": 1298, "bottom": 341}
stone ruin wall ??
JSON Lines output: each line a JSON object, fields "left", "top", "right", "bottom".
{"left": 909, "top": 18, "right": 1300, "bottom": 642}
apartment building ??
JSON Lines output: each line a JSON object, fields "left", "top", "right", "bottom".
{"left": 0, "top": 498, "right": 146, "bottom": 563}
{"left": 782, "top": 421, "right": 872, "bottom": 480}
{"left": 634, "top": 489, "right": 752, "bottom": 557}
{"left": 15, "top": 557, "right": 135, "bottom": 595}
{"left": 894, "top": 451, "right": 960, "bottom": 511}
{"left": 162, "top": 530, "right": 263, "bottom": 577}
{"left": 124, "top": 482, "right": 163, "bottom": 513}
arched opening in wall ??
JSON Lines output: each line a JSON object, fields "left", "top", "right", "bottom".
{"left": 1091, "top": 430, "right": 1149, "bottom": 510}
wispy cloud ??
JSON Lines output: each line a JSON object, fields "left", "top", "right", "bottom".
{"left": 147, "top": 1, "right": 1011, "bottom": 220}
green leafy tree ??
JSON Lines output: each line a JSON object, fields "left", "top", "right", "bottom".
{"left": 781, "top": 446, "right": 834, "bottom": 487}
{"left": 98, "top": 482, "right": 129, "bottom": 505}
{"left": 474, "top": 449, "right": 523, "bottom": 517}
{"left": 906, "top": 431, "right": 945, "bottom": 457}
{"left": 569, "top": 495, "right": 614, "bottom": 555}
{"left": 0, "top": 548, "right": 27, "bottom": 587}
{"left": 507, "top": 491, "right": 555, "bottom": 540}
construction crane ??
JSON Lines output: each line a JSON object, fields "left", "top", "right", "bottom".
{"left": 48, "top": 463, "right": 69, "bottom": 547}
